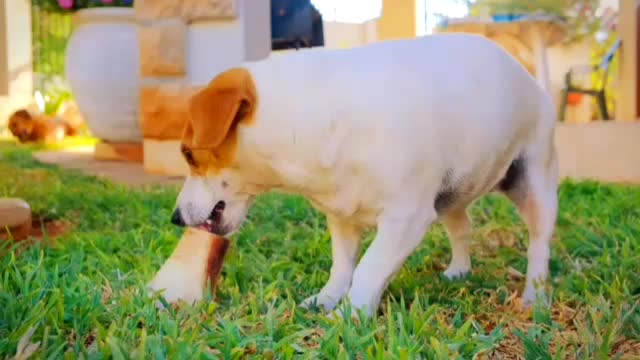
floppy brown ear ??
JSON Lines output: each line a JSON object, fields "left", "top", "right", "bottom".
{"left": 184, "top": 68, "right": 256, "bottom": 149}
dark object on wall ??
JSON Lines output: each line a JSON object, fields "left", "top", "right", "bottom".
{"left": 271, "top": 0, "right": 324, "bottom": 50}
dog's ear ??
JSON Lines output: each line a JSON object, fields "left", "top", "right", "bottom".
{"left": 184, "top": 68, "right": 256, "bottom": 149}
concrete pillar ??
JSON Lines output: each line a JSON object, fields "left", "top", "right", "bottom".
{"left": 617, "top": 0, "right": 638, "bottom": 121}
{"left": 0, "top": 0, "right": 33, "bottom": 127}
{"left": 377, "top": 0, "right": 418, "bottom": 41}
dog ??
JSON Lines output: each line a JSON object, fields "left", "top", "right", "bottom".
{"left": 7, "top": 109, "right": 78, "bottom": 144}
{"left": 151, "top": 34, "right": 559, "bottom": 318}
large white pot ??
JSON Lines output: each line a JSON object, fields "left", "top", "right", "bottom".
{"left": 65, "top": 8, "right": 141, "bottom": 142}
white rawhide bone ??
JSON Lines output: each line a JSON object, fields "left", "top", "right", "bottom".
{"left": 148, "top": 228, "right": 229, "bottom": 304}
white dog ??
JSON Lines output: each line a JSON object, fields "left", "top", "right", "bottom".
{"left": 152, "top": 33, "right": 558, "bottom": 318}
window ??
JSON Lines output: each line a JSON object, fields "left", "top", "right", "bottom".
{"left": 424, "top": 0, "right": 471, "bottom": 34}
{"left": 311, "top": 0, "right": 382, "bottom": 24}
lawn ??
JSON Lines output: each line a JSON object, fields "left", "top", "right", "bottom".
{"left": 1, "top": 142, "right": 639, "bottom": 359}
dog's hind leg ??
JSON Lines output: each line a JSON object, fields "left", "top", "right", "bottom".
{"left": 442, "top": 208, "right": 472, "bottom": 279}
{"left": 301, "top": 215, "right": 363, "bottom": 312}
{"left": 500, "top": 144, "right": 559, "bottom": 306}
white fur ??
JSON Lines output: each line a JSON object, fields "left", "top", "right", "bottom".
{"left": 172, "top": 34, "right": 559, "bottom": 317}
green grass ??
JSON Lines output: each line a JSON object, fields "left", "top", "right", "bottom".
{"left": 1, "top": 142, "right": 639, "bottom": 359}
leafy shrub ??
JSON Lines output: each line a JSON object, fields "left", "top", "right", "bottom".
{"left": 469, "top": 0, "right": 602, "bottom": 44}
{"left": 32, "top": 0, "right": 133, "bottom": 13}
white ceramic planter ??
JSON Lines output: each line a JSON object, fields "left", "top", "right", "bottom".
{"left": 65, "top": 8, "right": 141, "bottom": 142}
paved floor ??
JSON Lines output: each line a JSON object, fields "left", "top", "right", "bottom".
{"left": 30, "top": 121, "right": 640, "bottom": 187}
{"left": 33, "top": 148, "right": 184, "bottom": 187}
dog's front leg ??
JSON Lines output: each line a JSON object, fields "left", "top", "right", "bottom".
{"left": 301, "top": 215, "right": 362, "bottom": 311}
{"left": 343, "top": 206, "right": 436, "bottom": 318}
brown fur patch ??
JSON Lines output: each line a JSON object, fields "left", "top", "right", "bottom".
{"left": 519, "top": 194, "right": 541, "bottom": 240}
{"left": 442, "top": 208, "right": 471, "bottom": 236}
{"left": 182, "top": 68, "right": 257, "bottom": 174}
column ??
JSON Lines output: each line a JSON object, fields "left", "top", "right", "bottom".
{"left": 0, "top": 0, "right": 33, "bottom": 126}
{"left": 617, "top": 0, "right": 638, "bottom": 121}
{"left": 377, "top": 0, "right": 419, "bottom": 41}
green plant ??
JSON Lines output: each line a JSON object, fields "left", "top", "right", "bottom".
{"left": 31, "top": 6, "right": 73, "bottom": 89}
{"left": 470, "top": 0, "right": 603, "bottom": 44}
{"left": 36, "top": 76, "right": 73, "bottom": 115}
{"left": 32, "top": 0, "right": 133, "bottom": 13}
{"left": 0, "top": 143, "right": 639, "bottom": 358}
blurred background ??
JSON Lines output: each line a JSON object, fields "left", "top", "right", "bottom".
{"left": 0, "top": 0, "right": 637, "bottom": 183}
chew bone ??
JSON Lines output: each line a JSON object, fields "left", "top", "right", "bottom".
{"left": 206, "top": 233, "right": 230, "bottom": 298}
{"left": 148, "top": 228, "right": 229, "bottom": 304}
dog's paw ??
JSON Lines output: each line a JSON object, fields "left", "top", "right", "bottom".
{"left": 147, "top": 260, "right": 204, "bottom": 306}
{"left": 522, "top": 286, "right": 549, "bottom": 308}
{"left": 300, "top": 292, "right": 342, "bottom": 312}
{"left": 327, "top": 306, "right": 356, "bottom": 322}
{"left": 327, "top": 307, "right": 348, "bottom": 321}
{"left": 442, "top": 266, "right": 470, "bottom": 280}
{"left": 327, "top": 303, "right": 374, "bottom": 324}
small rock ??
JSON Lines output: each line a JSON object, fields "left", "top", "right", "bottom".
{"left": 0, "top": 198, "right": 31, "bottom": 227}
{"left": 0, "top": 198, "right": 32, "bottom": 240}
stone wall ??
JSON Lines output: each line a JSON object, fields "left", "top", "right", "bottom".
{"left": 133, "top": 0, "right": 270, "bottom": 175}
{"left": 134, "top": 0, "right": 238, "bottom": 142}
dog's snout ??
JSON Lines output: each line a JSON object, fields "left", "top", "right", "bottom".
{"left": 171, "top": 208, "right": 186, "bottom": 227}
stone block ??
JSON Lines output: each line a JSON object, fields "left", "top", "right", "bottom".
{"left": 135, "top": 0, "right": 182, "bottom": 21}
{"left": 139, "top": 83, "right": 202, "bottom": 140}
{"left": 139, "top": 21, "right": 187, "bottom": 77}
{"left": 0, "top": 198, "right": 32, "bottom": 240}
{"left": 555, "top": 121, "right": 640, "bottom": 183}
{"left": 143, "top": 139, "right": 190, "bottom": 176}
{"left": 182, "top": 0, "right": 237, "bottom": 22}
{"left": 94, "top": 142, "right": 144, "bottom": 163}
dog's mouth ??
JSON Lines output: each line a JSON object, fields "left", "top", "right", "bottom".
{"left": 197, "top": 201, "right": 227, "bottom": 235}
{"left": 197, "top": 218, "right": 227, "bottom": 235}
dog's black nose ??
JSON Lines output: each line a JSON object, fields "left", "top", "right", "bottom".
{"left": 171, "top": 209, "right": 186, "bottom": 227}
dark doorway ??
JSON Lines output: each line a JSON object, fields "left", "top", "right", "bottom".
{"left": 271, "top": 0, "right": 325, "bottom": 50}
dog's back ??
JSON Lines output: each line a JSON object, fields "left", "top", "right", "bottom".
{"left": 249, "top": 33, "right": 552, "bottom": 136}
{"left": 245, "top": 34, "right": 555, "bottom": 201}
{"left": 164, "top": 34, "right": 559, "bottom": 314}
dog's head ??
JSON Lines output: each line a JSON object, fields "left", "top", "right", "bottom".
{"left": 171, "top": 68, "right": 258, "bottom": 237}
{"left": 8, "top": 110, "right": 35, "bottom": 142}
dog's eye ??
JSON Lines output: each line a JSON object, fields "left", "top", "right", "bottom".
{"left": 181, "top": 147, "right": 196, "bottom": 166}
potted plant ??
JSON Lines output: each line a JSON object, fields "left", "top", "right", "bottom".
{"left": 34, "top": 0, "right": 141, "bottom": 143}
{"left": 33, "top": 0, "right": 133, "bottom": 12}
